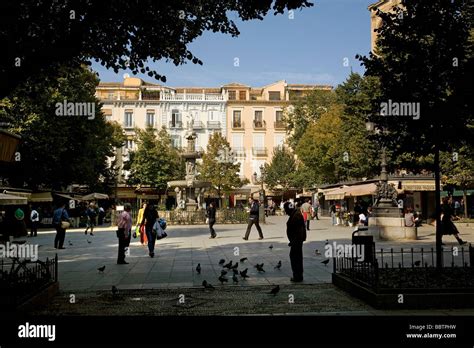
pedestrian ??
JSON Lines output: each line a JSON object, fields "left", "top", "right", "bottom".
{"left": 404, "top": 208, "right": 415, "bottom": 227}
{"left": 30, "top": 206, "right": 39, "bottom": 237}
{"left": 330, "top": 203, "right": 337, "bottom": 225}
{"left": 206, "top": 201, "right": 217, "bottom": 239}
{"left": 358, "top": 211, "right": 367, "bottom": 226}
{"left": 84, "top": 202, "right": 97, "bottom": 236}
{"left": 243, "top": 197, "right": 263, "bottom": 240}
{"left": 300, "top": 199, "right": 312, "bottom": 231}
{"left": 98, "top": 206, "right": 105, "bottom": 225}
{"left": 116, "top": 203, "right": 132, "bottom": 264}
{"left": 284, "top": 201, "right": 306, "bottom": 282}
{"left": 313, "top": 200, "right": 320, "bottom": 220}
{"left": 441, "top": 197, "right": 467, "bottom": 245}
{"left": 52, "top": 203, "right": 70, "bottom": 249}
{"left": 135, "top": 202, "right": 148, "bottom": 245}
{"left": 454, "top": 200, "right": 461, "bottom": 217}
{"left": 141, "top": 203, "right": 159, "bottom": 257}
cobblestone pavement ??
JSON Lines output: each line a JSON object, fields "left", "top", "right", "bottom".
{"left": 21, "top": 216, "right": 474, "bottom": 291}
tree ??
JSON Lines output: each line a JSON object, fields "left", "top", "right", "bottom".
{"left": 125, "top": 127, "right": 183, "bottom": 189}
{"left": 264, "top": 146, "right": 297, "bottom": 197}
{"left": 199, "top": 132, "right": 247, "bottom": 206}
{"left": 441, "top": 146, "right": 474, "bottom": 218}
{"left": 1, "top": 0, "right": 313, "bottom": 97}
{"left": 0, "top": 65, "right": 125, "bottom": 191}
{"left": 284, "top": 89, "right": 338, "bottom": 149}
{"left": 357, "top": 0, "right": 474, "bottom": 267}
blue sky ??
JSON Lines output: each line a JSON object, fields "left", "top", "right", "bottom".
{"left": 92, "top": 0, "right": 375, "bottom": 88}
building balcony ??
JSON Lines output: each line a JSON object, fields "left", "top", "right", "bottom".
{"left": 232, "top": 121, "right": 245, "bottom": 130}
{"left": 232, "top": 147, "right": 246, "bottom": 157}
{"left": 192, "top": 121, "right": 204, "bottom": 130}
{"left": 253, "top": 120, "right": 266, "bottom": 130}
{"left": 161, "top": 93, "right": 224, "bottom": 101}
{"left": 252, "top": 147, "right": 268, "bottom": 157}
{"left": 274, "top": 121, "right": 286, "bottom": 130}
{"left": 169, "top": 121, "right": 183, "bottom": 129}
{"left": 207, "top": 121, "right": 221, "bottom": 129}
{"left": 123, "top": 124, "right": 135, "bottom": 130}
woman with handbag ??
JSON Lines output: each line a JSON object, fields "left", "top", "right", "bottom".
{"left": 52, "top": 203, "right": 70, "bottom": 249}
{"left": 141, "top": 204, "right": 158, "bottom": 258}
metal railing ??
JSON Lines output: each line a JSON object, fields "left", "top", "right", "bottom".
{"left": 253, "top": 120, "right": 266, "bottom": 130}
{"left": 207, "top": 121, "right": 221, "bottom": 129}
{"left": 274, "top": 121, "right": 286, "bottom": 129}
{"left": 252, "top": 147, "right": 268, "bottom": 156}
{"left": 232, "top": 121, "right": 245, "bottom": 130}
{"left": 169, "top": 121, "right": 183, "bottom": 129}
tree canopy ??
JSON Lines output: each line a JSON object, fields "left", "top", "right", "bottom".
{"left": 264, "top": 146, "right": 297, "bottom": 195}
{"left": 124, "top": 127, "right": 183, "bottom": 189}
{"left": 1, "top": 0, "right": 313, "bottom": 97}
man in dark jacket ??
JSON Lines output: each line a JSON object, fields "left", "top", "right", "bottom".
{"left": 243, "top": 198, "right": 264, "bottom": 240}
{"left": 284, "top": 201, "right": 306, "bottom": 282}
{"left": 206, "top": 201, "right": 217, "bottom": 238}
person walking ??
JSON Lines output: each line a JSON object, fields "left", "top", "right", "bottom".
{"left": 206, "top": 201, "right": 217, "bottom": 238}
{"left": 84, "top": 202, "right": 97, "bottom": 236}
{"left": 116, "top": 203, "right": 132, "bottom": 264}
{"left": 441, "top": 197, "right": 467, "bottom": 245}
{"left": 136, "top": 202, "right": 148, "bottom": 246}
{"left": 313, "top": 200, "right": 320, "bottom": 220}
{"left": 284, "top": 201, "right": 306, "bottom": 282}
{"left": 52, "top": 203, "right": 70, "bottom": 249}
{"left": 404, "top": 208, "right": 415, "bottom": 227}
{"left": 300, "top": 199, "right": 312, "bottom": 231}
{"left": 30, "top": 207, "right": 39, "bottom": 237}
{"left": 243, "top": 198, "right": 263, "bottom": 240}
{"left": 141, "top": 204, "right": 159, "bottom": 257}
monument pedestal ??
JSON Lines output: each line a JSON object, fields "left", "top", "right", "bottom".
{"left": 368, "top": 201, "right": 417, "bottom": 240}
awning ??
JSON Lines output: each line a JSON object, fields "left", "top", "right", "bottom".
{"left": 0, "top": 193, "right": 28, "bottom": 205}
{"left": 30, "top": 192, "right": 53, "bottom": 202}
{"left": 323, "top": 187, "right": 347, "bottom": 200}
{"left": 343, "top": 183, "right": 377, "bottom": 197}
{"left": 81, "top": 193, "right": 109, "bottom": 200}
{"left": 3, "top": 190, "right": 31, "bottom": 199}
{"left": 54, "top": 193, "right": 79, "bottom": 200}
{"left": 441, "top": 190, "right": 474, "bottom": 197}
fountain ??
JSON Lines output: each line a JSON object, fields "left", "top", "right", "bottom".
{"left": 167, "top": 117, "right": 211, "bottom": 211}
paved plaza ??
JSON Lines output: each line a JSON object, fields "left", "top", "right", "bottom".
{"left": 21, "top": 216, "right": 474, "bottom": 292}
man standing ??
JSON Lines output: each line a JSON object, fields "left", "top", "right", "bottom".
{"left": 330, "top": 203, "right": 337, "bottom": 225}
{"left": 116, "top": 203, "right": 132, "bottom": 264}
{"left": 243, "top": 198, "right": 263, "bottom": 240}
{"left": 141, "top": 204, "right": 159, "bottom": 257}
{"left": 30, "top": 207, "right": 39, "bottom": 237}
{"left": 52, "top": 203, "right": 69, "bottom": 249}
{"left": 300, "top": 199, "right": 312, "bottom": 231}
{"left": 284, "top": 201, "right": 306, "bottom": 282}
{"left": 206, "top": 201, "right": 217, "bottom": 239}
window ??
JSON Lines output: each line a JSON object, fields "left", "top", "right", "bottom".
{"left": 171, "top": 109, "right": 181, "bottom": 127}
{"left": 269, "top": 91, "right": 281, "bottom": 101}
{"left": 239, "top": 90, "right": 246, "bottom": 100}
{"left": 233, "top": 110, "right": 242, "bottom": 127}
{"left": 124, "top": 112, "right": 133, "bottom": 128}
{"left": 171, "top": 135, "right": 181, "bottom": 148}
{"left": 275, "top": 134, "right": 284, "bottom": 149}
{"left": 228, "top": 91, "right": 236, "bottom": 100}
{"left": 146, "top": 112, "right": 155, "bottom": 127}
{"left": 275, "top": 110, "right": 283, "bottom": 122}
{"left": 254, "top": 110, "right": 263, "bottom": 128}
{"left": 124, "top": 140, "right": 134, "bottom": 149}
{"left": 107, "top": 92, "right": 115, "bottom": 100}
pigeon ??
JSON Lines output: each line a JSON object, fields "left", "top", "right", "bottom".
{"left": 218, "top": 275, "right": 228, "bottom": 284}
{"left": 68, "top": 241, "right": 73, "bottom": 246}
{"left": 97, "top": 265, "right": 106, "bottom": 273}
{"left": 218, "top": 259, "right": 225, "bottom": 266}
{"left": 256, "top": 263, "right": 265, "bottom": 272}
{"left": 112, "top": 285, "right": 119, "bottom": 296}
{"left": 414, "top": 260, "right": 421, "bottom": 267}
{"left": 274, "top": 261, "right": 282, "bottom": 270}
{"left": 321, "top": 259, "right": 330, "bottom": 266}
{"left": 240, "top": 257, "right": 248, "bottom": 263}
{"left": 269, "top": 285, "right": 280, "bottom": 296}
{"left": 269, "top": 244, "right": 274, "bottom": 250}
{"left": 315, "top": 249, "right": 321, "bottom": 256}
{"left": 87, "top": 239, "right": 92, "bottom": 244}
{"left": 196, "top": 263, "right": 201, "bottom": 274}
{"left": 232, "top": 274, "right": 239, "bottom": 284}
{"left": 231, "top": 262, "right": 239, "bottom": 270}
{"left": 232, "top": 268, "right": 239, "bottom": 276}
{"left": 223, "top": 261, "right": 233, "bottom": 269}
{"left": 240, "top": 268, "right": 249, "bottom": 279}
{"left": 221, "top": 270, "right": 228, "bottom": 276}
{"left": 202, "top": 280, "right": 214, "bottom": 289}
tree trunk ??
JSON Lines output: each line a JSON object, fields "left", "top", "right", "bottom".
{"left": 434, "top": 145, "right": 443, "bottom": 269}
{"left": 463, "top": 189, "right": 468, "bottom": 219}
